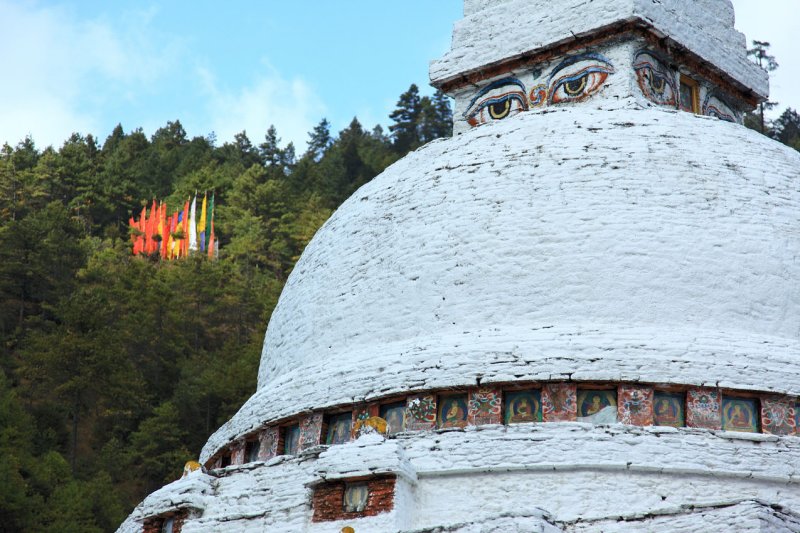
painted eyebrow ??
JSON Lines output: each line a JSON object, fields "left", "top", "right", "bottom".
{"left": 633, "top": 48, "right": 672, "bottom": 68}
{"left": 547, "top": 52, "right": 614, "bottom": 84}
{"left": 465, "top": 77, "right": 526, "bottom": 113}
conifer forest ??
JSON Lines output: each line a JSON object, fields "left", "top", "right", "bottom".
{"left": 0, "top": 85, "right": 451, "bottom": 532}
{"left": 0, "top": 66, "right": 798, "bottom": 530}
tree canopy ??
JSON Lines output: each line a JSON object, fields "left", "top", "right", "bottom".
{"left": 0, "top": 86, "right": 452, "bottom": 532}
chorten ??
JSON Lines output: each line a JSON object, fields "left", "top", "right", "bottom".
{"left": 119, "top": 1, "right": 800, "bottom": 532}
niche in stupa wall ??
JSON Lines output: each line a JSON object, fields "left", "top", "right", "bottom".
{"left": 450, "top": 36, "right": 747, "bottom": 134}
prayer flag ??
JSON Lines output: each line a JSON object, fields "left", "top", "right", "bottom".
{"left": 198, "top": 193, "right": 207, "bottom": 251}
{"left": 207, "top": 193, "right": 215, "bottom": 259}
{"left": 189, "top": 194, "right": 198, "bottom": 252}
{"left": 181, "top": 200, "right": 189, "bottom": 257}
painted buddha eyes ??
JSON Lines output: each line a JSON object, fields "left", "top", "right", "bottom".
{"left": 463, "top": 52, "right": 615, "bottom": 126}
{"left": 703, "top": 94, "right": 737, "bottom": 122}
{"left": 634, "top": 51, "right": 677, "bottom": 107}
{"left": 464, "top": 78, "right": 528, "bottom": 127}
{"left": 548, "top": 53, "right": 615, "bottom": 105}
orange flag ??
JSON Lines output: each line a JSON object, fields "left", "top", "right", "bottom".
{"left": 137, "top": 207, "right": 146, "bottom": 255}
{"left": 150, "top": 199, "right": 158, "bottom": 254}
{"left": 157, "top": 202, "right": 166, "bottom": 258}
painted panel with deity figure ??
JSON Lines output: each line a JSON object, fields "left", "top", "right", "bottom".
{"left": 577, "top": 389, "right": 618, "bottom": 424}
{"left": 653, "top": 392, "right": 685, "bottom": 428}
{"left": 380, "top": 402, "right": 407, "bottom": 435}
{"left": 283, "top": 424, "right": 300, "bottom": 455}
{"left": 438, "top": 394, "right": 468, "bottom": 428}
{"left": 325, "top": 412, "right": 352, "bottom": 445}
{"left": 722, "top": 397, "right": 759, "bottom": 433}
{"left": 504, "top": 390, "right": 542, "bottom": 424}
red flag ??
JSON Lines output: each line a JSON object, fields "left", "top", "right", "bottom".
{"left": 169, "top": 212, "right": 178, "bottom": 259}
{"left": 137, "top": 207, "right": 146, "bottom": 255}
{"left": 148, "top": 199, "right": 158, "bottom": 254}
{"left": 207, "top": 206, "right": 215, "bottom": 259}
{"left": 159, "top": 202, "right": 168, "bottom": 258}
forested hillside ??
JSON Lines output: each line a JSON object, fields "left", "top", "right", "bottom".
{"left": 1, "top": 69, "right": 799, "bottom": 531}
{"left": 0, "top": 85, "right": 450, "bottom": 532}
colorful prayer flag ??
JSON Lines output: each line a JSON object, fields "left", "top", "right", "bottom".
{"left": 198, "top": 192, "right": 207, "bottom": 251}
{"left": 189, "top": 194, "right": 198, "bottom": 252}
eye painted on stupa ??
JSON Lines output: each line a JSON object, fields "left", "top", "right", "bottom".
{"left": 547, "top": 52, "right": 615, "bottom": 105}
{"left": 703, "top": 93, "right": 738, "bottom": 122}
{"left": 633, "top": 50, "right": 677, "bottom": 107}
{"left": 464, "top": 78, "right": 528, "bottom": 127}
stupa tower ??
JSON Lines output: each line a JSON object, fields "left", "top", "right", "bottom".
{"left": 120, "top": 1, "right": 800, "bottom": 531}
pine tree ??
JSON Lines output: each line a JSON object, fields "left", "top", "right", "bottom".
{"left": 305, "top": 118, "right": 332, "bottom": 161}
{"left": 259, "top": 126, "right": 283, "bottom": 169}
{"left": 747, "top": 40, "right": 779, "bottom": 134}
{"left": 772, "top": 108, "right": 800, "bottom": 149}
{"left": 389, "top": 84, "right": 422, "bottom": 154}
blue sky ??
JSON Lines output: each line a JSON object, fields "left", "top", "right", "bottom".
{"left": 0, "top": 0, "right": 797, "bottom": 152}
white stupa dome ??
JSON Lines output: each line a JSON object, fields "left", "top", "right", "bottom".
{"left": 120, "top": 1, "right": 800, "bottom": 531}
{"left": 205, "top": 104, "right": 799, "bottom": 455}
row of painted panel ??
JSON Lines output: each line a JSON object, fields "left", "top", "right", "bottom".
{"left": 209, "top": 384, "right": 796, "bottom": 468}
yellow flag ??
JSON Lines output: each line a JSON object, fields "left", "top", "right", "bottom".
{"left": 198, "top": 192, "right": 207, "bottom": 250}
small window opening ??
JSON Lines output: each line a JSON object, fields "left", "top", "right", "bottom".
{"left": 283, "top": 424, "right": 300, "bottom": 455}
{"left": 379, "top": 402, "right": 406, "bottom": 434}
{"left": 325, "top": 412, "right": 353, "bottom": 445}
{"left": 343, "top": 483, "right": 369, "bottom": 513}
{"left": 245, "top": 439, "right": 260, "bottom": 463}
{"left": 160, "top": 516, "right": 174, "bottom": 533}
{"left": 679, "top": 75, "right": 699, "bottom": 113}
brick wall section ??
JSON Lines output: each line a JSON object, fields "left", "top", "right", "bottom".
{"left": 311, "top": 476, "right": 396, "bottom": 522}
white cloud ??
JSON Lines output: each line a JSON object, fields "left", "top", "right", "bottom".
{"left": 197, "top": 62, "right": 326, "bottom": 153}
{"left": 0, "top": 1, "right": 175, "bottom": 148}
